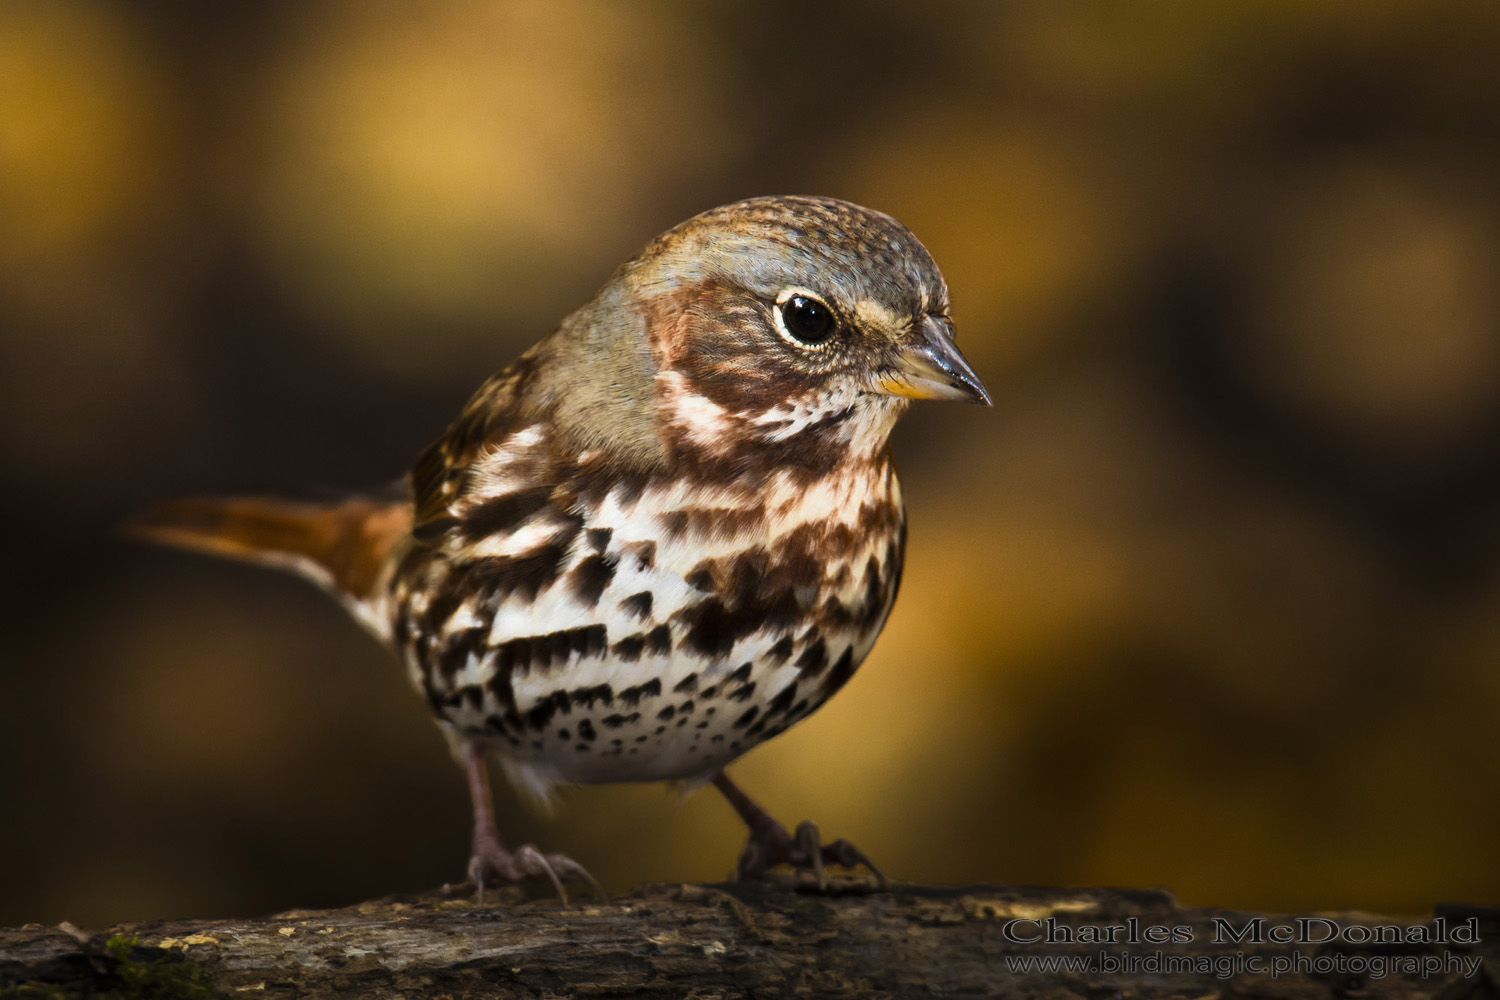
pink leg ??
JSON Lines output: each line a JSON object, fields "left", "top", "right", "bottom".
{"left": 711, "top": 771, "right": 889, "bottom": 889}
{"left": 464, "top": 743, "right": 603, "bottom": 903}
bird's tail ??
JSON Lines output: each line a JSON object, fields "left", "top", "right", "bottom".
{"left": 124, "top": 494, "right": 413, "bottom": 605}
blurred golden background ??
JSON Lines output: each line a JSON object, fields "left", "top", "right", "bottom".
{"left": 4, "top": 0, "right": 1500, "bottom": 927}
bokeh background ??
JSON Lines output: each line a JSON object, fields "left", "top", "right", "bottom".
{"left": 5, "top": 0, "right": 1500, "bottom": 927}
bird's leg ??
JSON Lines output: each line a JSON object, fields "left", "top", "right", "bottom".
{"left": 710, "top": 771, "right": 889, "bottom": 889}
{"left": 463, "top": 743, "right": 604, "bottom": 903}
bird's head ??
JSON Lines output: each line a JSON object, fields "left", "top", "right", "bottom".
{"left": 539, "top": 196, "right": 987, "bottom": 476}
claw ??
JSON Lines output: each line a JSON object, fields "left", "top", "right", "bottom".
{"left": 822, "top": 837, "right": 890, "bottom": 890}
{"left": 794, "top": 821, "right": 827, "bottom": 889}
{"left": 538, "top": 851, "right": 607, "bottom": 903}
{"left": 467, "top": 855, "right": 489, "bottom": 905}
{"left": 470, "top": 837, "right": 606, "bottom": 905}
{"left": 513, "top": 844, "right": 568, "bottom": 903}
{"left": 714, "top": 771, "right": 887, "bottom": 889}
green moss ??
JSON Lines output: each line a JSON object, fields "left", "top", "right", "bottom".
{"left": 100, "top": 934, "right": 227, "bottom": 1000}
{"left": 0, "top": 983, "right": 68, "bottom": 1000}
{"left": 0, "top": 934, "right": 228, "bottom": 1000}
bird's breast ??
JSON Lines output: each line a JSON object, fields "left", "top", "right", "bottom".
{"left": 391, "top": 452, "right": 906, "bottom": 791}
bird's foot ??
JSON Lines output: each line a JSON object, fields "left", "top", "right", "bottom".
{"left": 712, "top": 771, "right": 889, "bottom": 889}
{"left": 468, "top": 829, "right": 605, "bottom": 905}
{"left": 731, "top": 817, "right": 889, "bottom": 890}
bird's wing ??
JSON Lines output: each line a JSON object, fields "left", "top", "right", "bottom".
{"left": 409, "top": 357, "right": 554, "bottom": 547}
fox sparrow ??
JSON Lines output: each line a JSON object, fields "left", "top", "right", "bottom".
{"left": 133, "top": 196, "right": 989, "bottom": 899}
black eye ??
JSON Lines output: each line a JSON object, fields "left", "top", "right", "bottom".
{"left": 778, "top": 294, "right": 838, "bottom": 345}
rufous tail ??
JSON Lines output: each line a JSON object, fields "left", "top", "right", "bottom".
{"left": 124, "top": 495, "right": 413, "bottom": 601}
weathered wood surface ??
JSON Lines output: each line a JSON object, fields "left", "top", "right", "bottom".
{"left": 2, "top": 879, "right": 1496, "bottom": 998}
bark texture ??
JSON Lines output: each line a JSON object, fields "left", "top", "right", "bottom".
{"left": 2, "top": 879, "right": 1496, "bottom": 998}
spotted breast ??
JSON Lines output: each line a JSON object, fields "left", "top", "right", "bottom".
{"left": 391, "top": 383, "right": 907, "bottom": 797}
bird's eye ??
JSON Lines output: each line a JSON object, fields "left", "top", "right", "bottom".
{"left": 776, "top": 294, "right": 839, "bottom": 346}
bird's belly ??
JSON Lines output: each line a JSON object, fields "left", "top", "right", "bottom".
{"left": 401, "top": 469, "right": 905, "bottom": 787}
{"left": 509, "top": 616, "right": 877, "bottom": 786}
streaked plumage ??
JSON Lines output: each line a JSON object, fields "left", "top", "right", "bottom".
{"left": 131, "top": 196, "right": 988, "bottom": 897}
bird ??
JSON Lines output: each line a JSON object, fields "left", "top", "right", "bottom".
{"left": 130, "top": 195, "right": 990, "bottom": 900}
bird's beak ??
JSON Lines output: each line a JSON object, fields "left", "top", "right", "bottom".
{"left": 871, "top": 315, "right": 991, "bottom": 405}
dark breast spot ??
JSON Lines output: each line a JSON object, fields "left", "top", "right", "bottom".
{"left": 623, "top": 540, "right": 657, "bottom": 570}
{"left": 680, "top": 595, "right": 798, "bottom": 658}
{"left": 611, "top": 634, "right": 647, "bottom": 661}
{"left": 672, "top": 533, "right": 833, "bottom": 658}
{"left": 858, "top": 499, "right": 901, "bottom": 537}
{"left": 680, "top": 506, "right": 764, "bottom": 543}
{"left": 569, "top": 684, "right": 613, "bottom": 710}
{"left": 602, "top": 712, "right": 641, "bottom": 728}
{"left": 485, "top": 669, "right": 521, "bottom": 725}
{"left": 569, "top": 552, "right": 618, "bottom": 607}
{"left": 417, "top": 575, "right": 470, "bottom": 635}
{"left": 765, "top": 683, "right": 798, "bottom": 718}
{"left": 468, "top": 541, "right": 573, "bottom": 605}
{"left": 795, "top": 638, "right": 828, "bottom": 676}
{"left": 617, "top": 679, "right": 661, "bottom": 707}
{"left": 434, "top": 625, "right": 487, "bottom": 680}
{"left": 619, "top": 591, "right": 653, "bottom": 620}
{"left": 524, "top": 690, "right": 572, "bottom": 731}
{"left": 823, "top": 644, "right": 857, "bottom": 697}
{"left": 494, "top": 625, "right": 608, "bottom": 677}
{"left": 459, "top": 486, "right": 555, "bottom": 542}
{"left": 858, "top": 555, "right": 887, "bottom": 627}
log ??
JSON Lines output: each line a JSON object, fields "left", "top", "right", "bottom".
{"left": 2, "top": 879, "right": 1496, "bottom": 998}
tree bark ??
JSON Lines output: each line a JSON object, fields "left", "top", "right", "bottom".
{"left": 2, "top": 879, "right": 1496, "bottom": 998}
